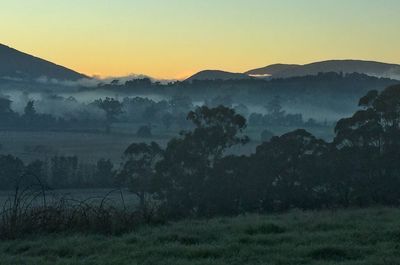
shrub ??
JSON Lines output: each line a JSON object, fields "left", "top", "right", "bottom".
{"left": 0, "top": 184, "right": 164, "bottom": 239}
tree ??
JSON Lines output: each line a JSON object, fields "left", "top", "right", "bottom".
{"left": 0, "top": 97, "right": 16, "bottom": 127}
{"left": 334, "top": 85, "right": 400, "bottom": 150}
{"left": 186, "top": 105, "right": 249, "bottom": 160}
{"left": 204, "top": 155, "right": 250, "bottom": 215}
{"left": 252, "top": 129, "right": 329, "bottom": 210}
{"left": 117, "top": 142, "right": 163, "bottom": 211}
{"left": 94, "top": 97, "right": 123, "bottom": 133}
{"left": 0, "top": 98, "right": 12, "bottom": 114}
{"left": 333, "top": 84, "right": 400, "bottom": 205}
{"left": 155, "top": 106, "right": 249, "bottom": 216}
{"left": 24, "top": 101, "right": 37, "bottom": 117}
{"left": 22, "top": 100, "right": 37, "bottom": 126}
{"left": 142, "top": 104, "right": 158, "bottom": 121}
{"left": 265, "top": 96, "right": 284, "bottom": 117}
{"left": 50, "top": 156, "right": 79, "bottom": 188}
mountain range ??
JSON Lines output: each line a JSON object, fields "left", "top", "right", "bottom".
{"left": 245, "top": 60, "right": 400, "bottom": 79}
{"left": 1, "top": 43, "right": 400, "bottom": 84}
{"left": 186, "top": 60, "right": 400, "bottom": 81}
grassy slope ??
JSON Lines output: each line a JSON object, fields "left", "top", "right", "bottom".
{"left": 1, "top": 208, "right": 400, "bottom": 265}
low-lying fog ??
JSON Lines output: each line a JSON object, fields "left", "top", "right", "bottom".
{"left": 0, "top": 88, "right": 352, "bottom": 123}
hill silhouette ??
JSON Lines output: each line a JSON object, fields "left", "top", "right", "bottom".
{"left": 246, "top": 60, "right": 400, "bottom": 79}
{"left": 0, "top": 44, "right": 87, "bottom": 81}
{"left": 245, "top": 63, "right": 299, "bottom": 77}
{"left": 185, "top": 70, "right": 251, "bottom": 82}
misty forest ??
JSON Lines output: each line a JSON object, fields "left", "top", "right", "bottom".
{"left": 2, "top": 27, "right": 400, "bottom": 264}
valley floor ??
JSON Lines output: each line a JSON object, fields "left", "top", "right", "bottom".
{"left": 1, "top": 208, "right": 399, "bottom": 265}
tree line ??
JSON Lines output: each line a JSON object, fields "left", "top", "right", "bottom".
{"left": 98, "top": 72, "right": 399, "bottom": 110}
{"left": 0, "top": 92, "right": 329, "bottom": 135}
{"left": 0, "top": 95, "right": 193, "bottom": 132}
{"left": 0, "top": 155, "right": 115, "bottom": 190}
{"left": 1, "top": 84, "right": 400, "bottom": 218}
{"left": 117, "top": 84, "right": 400, "bottom": 217}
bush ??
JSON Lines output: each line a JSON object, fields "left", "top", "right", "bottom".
{"left": 0, "top": 184, "right": 164, "bottom": 239}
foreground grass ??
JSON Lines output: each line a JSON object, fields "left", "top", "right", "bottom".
{"left": 1, "top": 208, "right": 400, "bottom": 265}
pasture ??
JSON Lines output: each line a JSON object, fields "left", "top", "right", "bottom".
{"left": 0, "top": 207, "right": 399, "bottom": 265}
{"left": 0, "top": 130, "right": 170, "bottom": 163}
{"left": 0, "top": 124, "right": 333, "bottom": 163}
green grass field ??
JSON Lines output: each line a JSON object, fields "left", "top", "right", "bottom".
{"left": 1, "top": 207, "right": 399, "bottom": 265}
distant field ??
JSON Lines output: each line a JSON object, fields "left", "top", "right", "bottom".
{"left": 0, "top": 130, "right": 171, "bottom": 163}
{"left": 0, "top": 125, "right": 333, "bottom": 163}
{"left": 0, "top": 207, "right": 399, "bottom": 265}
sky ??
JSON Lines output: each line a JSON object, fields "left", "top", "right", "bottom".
{"left": 1, "top": 0, "right": 400, "bottom": 79}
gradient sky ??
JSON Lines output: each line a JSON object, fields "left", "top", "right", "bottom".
{"left": 1, "top": 0, "right": 400, "bottom": 79}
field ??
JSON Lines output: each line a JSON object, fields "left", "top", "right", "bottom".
{"left": 0, "top": 130, "right": 171, "bottom": 163}
{"left": 0, "top": 129, "right": 257, "bottom": 163}
{"left": 0, "top": 208, "right": 399, "bottom": 265}
{"left": 0, "top": 124, "right": 333, "bottom": 163}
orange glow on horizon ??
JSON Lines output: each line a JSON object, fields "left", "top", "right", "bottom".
{"left": 1, "top": 0, "right": 399, "bottom": 79}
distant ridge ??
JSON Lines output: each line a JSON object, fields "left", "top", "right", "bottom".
{"left": 0, "top": 44, "right": 88, "bottom": 81}
{"left": 245, "top": 64, "right": 299, "bottom": 77}
{"left": 185, "top": 70, "right": 252, "bottom": 82}
{"left": 246, "top": 60, "right": 400, "bottom": 80}
{"left": 2, "top": 44, "right": 399, "bottom": 83}
{"left": 186, "top": 60, "right": 400, "bottom": 82}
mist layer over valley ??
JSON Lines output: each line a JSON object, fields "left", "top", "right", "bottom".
{"left": 1, "top": 65, "right": 399, "bottom": 164}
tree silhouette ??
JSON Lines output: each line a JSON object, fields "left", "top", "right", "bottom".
{"left": 333, "top": 84, "right": 400, "bottom": 205}
{"left": 117, "top": 142, "right": 163, "bottom": 211}
{"left": 253, "top": 129, "right": 329, "bottom": 210}
{"left": 94, "top": 97, "right": 123, "bottom": 133}
{"left": 24, "top": 101, "right": 37, "bottom": 117}
{"left": 155, "top": 106, "right": 248, "bottom": 216}
{"left": 265, "top": 96, "right": 284, "bottom": 117}
{"left": 0, "top": 98, "right": 12, "bottom": 114}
